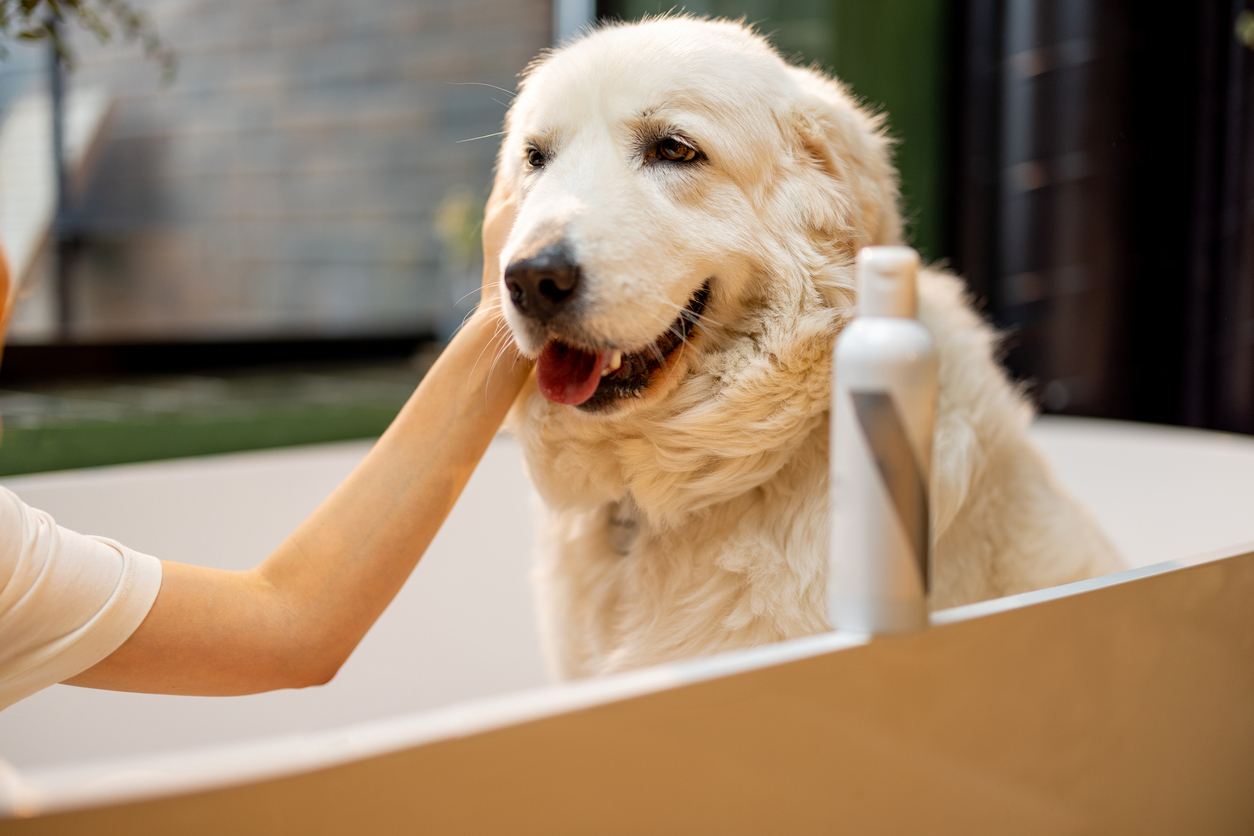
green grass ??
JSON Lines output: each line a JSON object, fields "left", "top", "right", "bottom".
{"left": 0, "top": 408, "right": 402, "bottom": 475}
{"left": 0, "top": 359, "right": 433, "bottom": 476}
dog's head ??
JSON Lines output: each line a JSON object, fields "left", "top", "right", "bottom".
{"left": 495, "top": 16, "right": 901, "bottom": 419}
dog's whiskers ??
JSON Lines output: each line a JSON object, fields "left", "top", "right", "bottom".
{"left": 486, "top": 340, "right": 509, "bottom": 389}
{"left": 468, "top": 311, "right": 517, "bottom": 381}
{"left": 454, "top": 285, "right": 493, "bottom": 307}
{"left": 456, "top": 130, "right": 507, "bottom": 144}
{"left": 665, "top": 322, "right": 697, "bottom": 353}
{"left": 634, "top": 285, "right": 726, "bottom": 333}
{"left": 446, "top": 80, "right": 518, "bottom": 99}
{"left": 469, "top": 316, "right": 527, "bottom": 407}
{"left": 660, "top": 335, "right": 687, "bottom": 388}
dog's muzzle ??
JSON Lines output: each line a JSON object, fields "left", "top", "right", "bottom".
{"left": 504, "top": 243, "right": 581, "bottom": 325}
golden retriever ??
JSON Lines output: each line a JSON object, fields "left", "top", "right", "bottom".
{"left": 492, "top": 16, "right": 1123, "bottom": 678}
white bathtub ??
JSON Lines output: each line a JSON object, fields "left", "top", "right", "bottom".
{"left": 3, "top": 417, "right": 1253, "bottom": 831}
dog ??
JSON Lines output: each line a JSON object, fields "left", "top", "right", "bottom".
{"left": 491, "top": 16, "right": 1124, "bottom": 679}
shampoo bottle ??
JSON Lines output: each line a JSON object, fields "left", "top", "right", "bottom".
{"left": 829, "top": 246, "right": 938, "bottom": 635}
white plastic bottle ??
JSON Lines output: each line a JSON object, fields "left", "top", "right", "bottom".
{"left": 829, "top": 246, "right": 939, "bottom": 635}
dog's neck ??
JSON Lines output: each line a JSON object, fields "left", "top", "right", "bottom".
{"left": 510, "top": 302, "right": 843, "bottom": 530}
{"left": 608, "top": 494, "right": 641, "bottom": 554}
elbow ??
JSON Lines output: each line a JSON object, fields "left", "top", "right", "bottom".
{"left": 285, "top": 644, "right": 351, "bottom": 690}
{"left": 252, "top": 629, "right": 349, "bottom": 691}
{"left": 282, "top": 654, "right": 346, "bottom": 690}
{"left": 278, "top": 667, "right": 337, "bottom": 691}
{"left": 249, "top": 573, "right": 353, "bottom": 691}
{"left": 302, "top": 660, "right": 343, "bottom": 689}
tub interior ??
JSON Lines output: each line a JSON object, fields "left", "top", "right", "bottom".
{"left": 4, "top": 417, "right": 1254, "bottom": 774}
{"left": 0, "top": 438, "right": 548, "bottom": 770}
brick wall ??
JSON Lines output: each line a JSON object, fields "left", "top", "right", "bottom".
{"left": 5, "top": 0, "right": 550, "bottom": 342}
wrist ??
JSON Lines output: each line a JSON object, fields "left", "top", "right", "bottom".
{"left": 459, "top": 307, "right": 534, "bottom": 378}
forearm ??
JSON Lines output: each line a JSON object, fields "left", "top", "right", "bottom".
{"left": 257, "top": 311, "right": 532, "bottom": 682}
{"left": 69, "top": 312, "right": 532, "bottom": 695}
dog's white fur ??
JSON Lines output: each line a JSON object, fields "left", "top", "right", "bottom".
{"left": 494, "top": 17, "right": 1124, "bottom": 679}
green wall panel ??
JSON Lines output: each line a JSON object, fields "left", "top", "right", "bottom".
{"left": 830, "top": 0, "right": 950, "bottom": 261}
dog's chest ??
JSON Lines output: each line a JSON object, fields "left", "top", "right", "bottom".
{"left": 607, "top": 495, "right": 641, "bottom": 555}
{"left": 520, "top": 404, "right": 835, "bottom": 675}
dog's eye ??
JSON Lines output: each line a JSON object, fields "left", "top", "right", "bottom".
{"left": 656, "top": 138, "right": 698, "bottom": 163}
{"left": 525, "top": 147, "right": 547, "bottom": 169}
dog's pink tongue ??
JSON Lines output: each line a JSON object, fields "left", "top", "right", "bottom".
{"left": 536, "top": 341, "right": 610, "bottom": 405}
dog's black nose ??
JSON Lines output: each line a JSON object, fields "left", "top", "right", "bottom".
{"left": 504, "top": 244, "right": 581, "bottom": 321}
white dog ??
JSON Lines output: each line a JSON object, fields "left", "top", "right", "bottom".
{"left": 493, "top": 16, "right": 1123, "bottom": 679}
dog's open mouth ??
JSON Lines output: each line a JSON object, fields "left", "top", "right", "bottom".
{"left": 536, "top": 280, "right": 711, "bottom": 410}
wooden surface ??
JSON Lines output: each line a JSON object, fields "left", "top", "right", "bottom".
{"left": 11, "top": 548, "right": 1253, "bottom": 835}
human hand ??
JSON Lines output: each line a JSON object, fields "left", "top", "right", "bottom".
{"left": 478, "top": 172, "right": 517, "bottom": 318}
{"left": 467, "top": 168, "right": 530, "bottom": 371}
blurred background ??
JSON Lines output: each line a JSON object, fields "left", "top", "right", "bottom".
{"left": 0, "top": 0, "right": 1251, "bottom": 475}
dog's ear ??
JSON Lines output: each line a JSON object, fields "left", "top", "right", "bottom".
{"left": 776, "top": 68, "right": 903, "bottom": 254}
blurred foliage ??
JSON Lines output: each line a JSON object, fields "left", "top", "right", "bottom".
{"left": 434, "top": 186, "right": 485, "bottom": 271}
{"left": 0, "top": 0, "right": 175, "bottom": 79}
{"left": 1238, "top": 9, "right": 1254, "bottom": 49}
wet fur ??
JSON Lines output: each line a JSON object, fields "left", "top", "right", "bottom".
{"left": 496, "top": 17, "right": 1124, "bottom": 679}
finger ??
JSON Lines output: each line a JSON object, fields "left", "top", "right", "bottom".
{"left": 481, "top": 169, "right": 518, "bottom": 292}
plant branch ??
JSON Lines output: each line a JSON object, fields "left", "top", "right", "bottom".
{"left": 0, "top": 0, "right": 176, "bottom": 81}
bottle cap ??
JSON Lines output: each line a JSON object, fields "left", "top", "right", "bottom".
{"left": 858, "top": 246, "right": 920, "bottom": 318}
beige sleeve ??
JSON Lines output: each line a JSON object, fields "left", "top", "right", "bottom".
{"left": 0, "top": 487, "right": 162, "bottom": 711}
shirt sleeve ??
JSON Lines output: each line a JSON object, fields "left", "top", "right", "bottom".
{"left": 0, "top": 486, "right": 162, "bottom": 711}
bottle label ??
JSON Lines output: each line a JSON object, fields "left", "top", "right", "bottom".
{"left": 849, "top": 390, "right": 930, "bottom": 592}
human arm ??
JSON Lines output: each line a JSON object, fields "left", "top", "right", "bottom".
{"left": 64, "top": 183, "right": 527, "bottom": 695}
{"left": 0, "top": 241, "right": 14, "bottom": 362}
